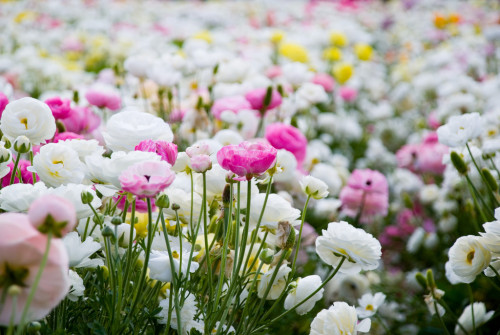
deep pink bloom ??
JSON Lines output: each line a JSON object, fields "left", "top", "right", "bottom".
{"left": 0, "top": 213, "right": 69, "bottom": 325}
{"left": 44, "top": 97, "right": 71, "bottom": 119}
{"left": 85, "top": 85, "right": 121, "bottom": 111}
{"left": 339, "top": 169, "right": 389, "bottom": 223}
{"left": 0, "top": 92, "right": 8, "bottom": 116}
{"left": 339, "top": 87, "right": 358, "bottom": 102}
{"left": 53, "top": 132, "right": 85, "bottom": 143}
{"left": 135, "top": 140, "right": 178, "bottom": 166}
{"left": 244, "top": 88, "right": 282, "bottom": 111}
{"left": 119, "top": 161, "right": 175, "bottom": 198}
{"left": 28, "top": 195, "right": 77, "bottom": 237}
{"left": 396, "top": 133, "right": 447, "bottom": 175}
{"left": 265, "top": 123, "right": 307, "bottom": 165}
{"left": 217, "top": 141, "right": 277, "bottom": 180}
{"left": 211, "top": 96, "right": 252, "bottom": 120}
{"left": 312, "top": 73, "right": 335, "bottom": 92}
{"left": 1, "top": 159, "right": 38, "bottom": 187}
{"left": 61, "top": 106, "right": 101, "bottom": 134}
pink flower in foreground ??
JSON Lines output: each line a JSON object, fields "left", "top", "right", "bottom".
{"left": 0, "top": 213, "right": 69, "bottom": 325}
{"left": 119, "top": 160, "right": 175, "bottom": 198}
{"left": 245, "top": 88, "right": 282, "bottom": 111}
{"left": 61, "top": 106, "right": 101, "bottom": 134}
{"left": 211, "top": 96, "right": 252, "bottom": 120}
{"left": 265, "top": 123, "right": 307, "bottom": 165}
{"left": 312, "top": 73, "right": 335, "bottom": 92}
{"left": 44, "top": 97, "right": 71, "bottom": 119}
{"left": 28, "top": 195, "right": 77, "bottom": 237}
{"left": 217, "top": 141, "right": 277, "bottom": 180}
{"left": 0, "top": 92, "right": 8, "bottom": 116}
{"left": 339, "top": 169, "right": 389, "bottom": 223}
{"left": 135, "top": 140, "right": 178, "bottom": 165}
{"left": 85, "top": 84, "right": 121, "bottom": 111}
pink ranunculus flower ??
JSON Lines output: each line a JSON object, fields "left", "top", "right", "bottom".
{"left": 244, "top": 88, "right": 282, "bottom": 111}
{"left": 339, "top": 86, "right": 358, "bottom": 102}
{"left": 217, "top": 141, "right": 277, "bottom": 180}
{"left": 44, "top": 97, "right": 72, "bottom": 119}
{"left": 1, "top": 159, "right": 38, "bottom": 187}
{"left": 211, "top": 96, "right": 253, "bottom": 121}
{"left": 266, "top": 65, "right": 282, "bottom": 79}
{"left": 135, "top": 140, "right": 178, "bottom": 165}
{"left": 61, "top": 106, "right": 101, "bottom": 134}
{"left": 52, "top": 132, "right": 85, "bottom": 143}
{"left": 0, "top": 213, "right": 70, "bottom": 325}
{"left": 265, "top": 123, "right": 308, "bottom": 166}
{"left": 0, "top": 92, "right": 8, "bottom": 116}
{"left": 28, "top": 195, "right": 77, "bottom": 237}
{"left": 396, "top": 133, "right": 447, "bottom": 175}
{"left": 312, "top": 73, "right": 335, "bottom": 92}
{"left": 85, "top": 84, "right": 121, "bottom": 111}
{"left": 339, "top": 169, "right": 389, "bottom": 223}
{"left": 114, "top": 193, "right": 155, "bottom": 213}
{"left": 119, "top": 160, "right": 175, "bottom": 198}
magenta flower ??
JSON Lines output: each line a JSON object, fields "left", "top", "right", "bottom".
{"left": 44, "top": 97, "right": 71, "bottom": 119}
{"left": 53, "top": 131, "right": 85, "bottom": 143}
{"left": 85, "top": 84, "right": 121, "bottom": 111}
{"left": 0, "top": 92, "right": 9, "bottom": 116}
{"left": 339, "top": 169, "right": 389, "bottom": 223}
{"left": 0, "top": 213, "right": 69, "bottom": 325}
{"left": 28, "top": 195, "right": 77, "bottom": 237}
{"left": 119, "top": 161, "right": 175, "bottom": 198}
{"left": 114, "top": 192, "right": 155, "bottom": 213}
{"left": 244, "top": 88, "right": 282, "bottom": 111}
{"left": 217, "top": 141, "right": 277, "bottom": 180}
{"left": 135, "top": 140, "right": 178, "bottom": 166}
{"left": 1, "top": 159, "right": 38, "bottom": 187}
{"left": 211, "top": 96, "right": 252, "bottom": 120}
{"left": 312, "top": 73, "right": 335, "bottom": 92}
{"left": 61, "top": 106, "right": 101, "bottom": 134}
{"left": 265, "top": 123, "right": 307, "bottom": 166}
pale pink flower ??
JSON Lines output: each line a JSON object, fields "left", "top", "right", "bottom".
{"left": 0, "top": 213, "right": 69, "bottom": 325}
{"left": 135, "top": 140, "right": 178, "bottom": 165}
{"left": 312, "top": 73, "right": 335, "bottom": 92}
{"left": 339, "top": 169, "right": 389, "bottom": 223}
{"left": 85, "top": 85, "right": 121, "bottom": 111}
{"left": 339, "top": 86, "right": 358, "bottom": 102}
{"left": 266, "top": 65, "right": 282, "bottom": 79}
{"left": 28, "top": 195, "right": 77, "bottom": 237}
{"left": 44, "top": 97, "right": 71, "bottom": 119}
{"left": 217, "top": 141, "right": 277, "bottom": 180}
{"left": 119, "top": 160, "right": 175, "bottom": 197}
{"left": 190, "top": 154, "right": 212, "bottom": 173}
{"left": 211, "top": 96, "right": 252, "bottom": 120}
{"left": 245, "top": 88, "right": 282, "bottom": 111}
{"left": 265, "top": 123, "right": 307, "bottom": 166}
{"left": 61, "top": 106, "right": 101, "bottom": 134}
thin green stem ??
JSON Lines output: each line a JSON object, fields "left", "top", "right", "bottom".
{"left": 9, "top": 154, "right": 21, "bottom": 185}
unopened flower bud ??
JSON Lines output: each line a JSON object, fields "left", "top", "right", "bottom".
{"left": 0, "top": 146, "right": 11, "bottom": 163}
{"left": 415, "top": 272, "right": 428, "bottom": 290}
{"left": 426, "top": 269, "right": 436, "bottom": 289}
{"left": 482, "top": 168, "right": 498, "bottom": 192}
{"left": 13, "top": 135, "right": 31, "bottom": 153}
{"left": 156, "top": 194, "right": 170, "bottom": 208}
{"left": 222, "top": 184, "right": 231, "bottom": 206}
{"left": 171, "top": 203, "right": 180, "bottom": 211}
{"left": 277, "top": 221, "right": 296, "bottom": 249}
{"left": 450, "top": 151, "right": 468, "bottom": 175}
{"left": 81, "top": 191, "right": 94, "bottom": 204}
{"left": 7, "top": 284, "right": 22, "bottom": 296}
{"left": 101, "top": 226, "right": 114, "bottom": 238}
{"left": 2, "top": 136, "right": 11, "bottom": 149}
{"left": 111, "top": 216, "right": 122, "bottom": 226}
{"left": 27, "top": 321, "right": 42, "bottom": 334}
{"left": 259, "top": 248, "right": 275, "bottom": 264}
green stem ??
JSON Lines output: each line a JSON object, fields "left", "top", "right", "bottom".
{"left": 9, "top": 154, "right": 21, "bottom": 185}
{"left": 290, "top": 195, "right": 312, "bottom": 275}
{"left": 29, "top": 150, "right": 36, "bottom": 184}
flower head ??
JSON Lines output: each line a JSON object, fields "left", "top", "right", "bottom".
{"left": 310, "top": 302, "right": 371, "bottom": 335}
{"left": 119, "top": 160, "right": 175, "bottom": 198}
{"left": 265, "top": 123, "right": 307, "bottom": 166}
{"left": 448, "top": 235, "right": 491, "bottom": 283}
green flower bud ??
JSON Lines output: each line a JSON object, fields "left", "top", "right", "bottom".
{"left": 101, "top": 226, "right": 114, "bottom": 238}
{"left": 415, "top": 272, "right": 428, "bottom": 289}
{"left": 81, "top": 191, "right": 94, "bottom": 204}
{"left": 426, "top": 269, "right": 435, "bottom": 289}
{"left": 7, "top": 284, "right": 22, "bottom": 296}
{"left": 13, "top": 135, "right": 31, "bottom": 153}
{"left": 156, "top": 194, "right": 170, "bottom": 209}
{"left": 0, "top": 146, "right": 11, "bottom": 163}
{"left": 222, "top": 184, "right": 231, "bottom": 206}
{"left": 27, "top": 321, "right": 42, "bottom": 334}
{"left": 259, "top": 248, "right": 275, "bottom": 264}
{"left": 482, "top": 168, "right": 498, "bottom": 192}
{"left": 450, "top": 151, "right": 468, "bottom": 175}
{"left": 171, "top": 203, "right": 180, "bottom": 211}
{"left": 2, "top": 136, "right": 11, "bottom": 149}
{"left": 111, "top": 216, "right": 122, "bottom": 226}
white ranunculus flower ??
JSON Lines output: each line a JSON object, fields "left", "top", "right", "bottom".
{"left": 284, "top": 275, "right": 324, "bottom": 315}
{"left": 47, "top": 184, "right": 101, "bottom": 219}
{"left": 147, "top": 60, "right": 182, "bottom": 87}
{"left": 310, "top": 163, "right": 343, "bottom": 196}
{"left": 85, "top": 151, "right": 160, "bottom": 188}
{"left": 316, "top": 221, "right": 382, "bottom": 274}
{"left": 124, "top": 54, "right": 154, "bottom": 79}
{"left": 158, "top": 291, "right": 204, "bottom": 334}
{"left": 0, "top": 144, "right": 11, "bottom": 178}
{"left": 310, "top": 301, "right": 371, "bottom": 335}
{"left": 300, "top": 175, "right": 329, "bottom": 199}
{"left": 448, "top": 235, "right": 491, "bottom": 283}
{"left": 59, "top": 139, "right": 105, "bottom": 163}
{"left": 213, "top": 129, "right": 244, "bottom": 146}
{"left": 455, "top": 303, "right": 494, "bottom": 335}
{"left": 149, "top": 247, "right": 199, "bottom": 283}
{"left": 479, "top": 219, "right": 500, "bottom": 254}
{"left": 31, "top": 143, "right": 86, "bottom": 187}
{"left": 0, "top": 97, "right": 56, "bottom": 145}
{"left": 273, "top": 149, "right": 298, "bottom": 183}
{"left": 437, "top": 112, "right": 485, "bottom": 148}
{"left": 63, "top": 231, "right": 103, "bottom": 268}
{"left": 103, "top": 109, "right": 173, "bottom": 152}
{"left": 295, "top": 83, "right": 328, "bottom": 107}
{"left": 257, "top": 264, "right": 291, "bottom": 300}
{"left": 0, "top": 182, "right": 48, "bottom": 212}
{"left": 67, "top": 270, "right": 85, "bottom": 302}
{"left": 356, "top": 292, "right": 386, "bottom": 318}
{"left": 249, "top": 193, "right": 301, "bottom": 230}
{"left": 161, "top": 187, "right": 202, "bottom": 227}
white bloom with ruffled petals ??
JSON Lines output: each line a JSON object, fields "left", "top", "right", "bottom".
{"left": 311, "top": 301, "right": 371, "bottom": 335}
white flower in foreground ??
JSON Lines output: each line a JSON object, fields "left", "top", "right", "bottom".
{"left": 158, "top": 291, "right": 204, "bottom": 335}
{"left": 437, "top": 112, "right": 485, "bottom": 147}
{"left": 310, "top": 301, "right": 371, "bottom": 335}
{"left": 448, "top": 236, "right": 491, "bottom": 283}
{"left": 316, "top": 221, "right": 382, "bottom": 274}
{"left": 356, "top": 292, "right": 386, "bottom": 318}
{"left": 148, "top": 248, "right": 199, "bottom": 283}
{"left": 31, "top": 143, "right": 86, "bottom": 187}
{"left": 0, "top": 182, "right": 47, "bottom": 212}
{"left": 68, "top": 270, "right": 85, "bottom": 302}
{"left": 258, "top": 264, "right": 291, "bottom": 300}
{"left": 455, "top": 303, "right": 494, "bottom": 335}
{"left": 249, "top": 194, "right": 301, "bottom": 230}
{"left": 63, "top": 231, "right": 103, "bottom": 268}
{"left": 0, "top": 97, "right": 56, "bottom": 145}
{"left": 284, "top": 275, "right": 324, "bottom": 315}
{"left": 300, "top": 175, "right": 329, "bottom": 199}
{"left": 479, "top": 219, "right": 500, "bottom": 254}
{"left": 103, "top": 109, "right": 173, "bottom": 152}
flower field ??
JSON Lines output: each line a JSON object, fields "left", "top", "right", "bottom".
{"left": 1, "top": 0, "right": 500, "bottom": 334}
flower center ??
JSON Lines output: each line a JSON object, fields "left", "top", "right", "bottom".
{"left": 144, "top": 175, "right": 151, "bottom": 182}
{"left": 172, "top": 251, "right": 180, "bottom": 259}
{"left": 466, "top": 250, "right": 475, "bottom": 265}
{"left": 365, "top": 180, "right": 372, "bottom": 186}
{"left": 0, "top": 262, "right": 30, "bottom": 288}
{"left": 20, "top": 117, "right": 28, "bottom": 130}
{"left": 366, "top": 304, "right": 374, "bottom": 311}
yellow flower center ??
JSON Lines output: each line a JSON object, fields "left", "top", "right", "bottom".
{"left": 466, "top": 250, "right": 475, "bottom": 265}
{"left": 172, "top": 251, "right": 180, "bottom": 259}
{"left": 20, "top": 118, "right": 28, "bottom": 130}
{"left": 366, "top": 304, "right": 374, "bottom": 311}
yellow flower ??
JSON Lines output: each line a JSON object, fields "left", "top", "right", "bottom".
{"left": 194, "top": 233, "right": 215, "bottom": 261}
{"left": 279, "top": 42, "right": 309, "bottom": 63}
{"left": 329, "top": 31, "right": 348, "bottom": 47}
{"left": 193, "top": 30, "right": 212, "bottom": 43}
{"left": 14, "top": 11, "right": 35, "bottom": 24}
{"left": 270, "top": 31, "right": 285, "bottom": 44}
{"left": 354, "top": 44, "right": 373, "bottom": 61}
{"left": 434, "top": 13, "right": 447, "bottom": 30}
{"left": 322, "top": 47, "right": 342, "bottom": 61}
{"left": 333, "top": 62, "right": 354, "bottom": 84}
